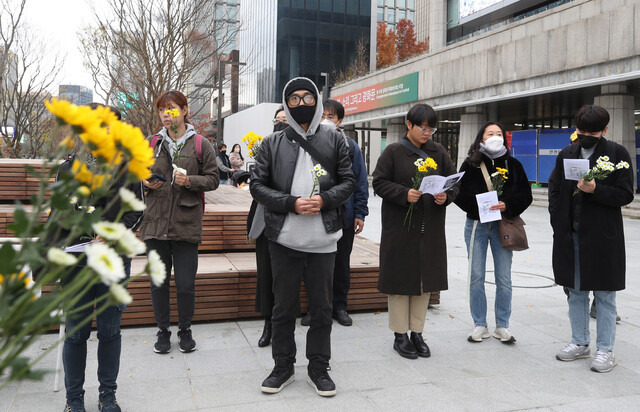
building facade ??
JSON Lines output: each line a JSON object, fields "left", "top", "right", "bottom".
{"left": 237, "top": 0, "right": 371, "bottom": 108}
{"left": 331, "top": 0, "right": 640, "bottom": 190}
{"left": 58, "top": 85, "right": 93, "bottom": 106}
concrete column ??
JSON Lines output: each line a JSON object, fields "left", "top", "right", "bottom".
{"left": 386, "top": 118, "right": 407, "bottom": 146}
{"left": 457, "top": 107, "right": 487, "bottom": 168}
{"left": 594, "top": 84, "right": 637, "bottom": 190}
{"left": 428, "top": 0, "right": 447, "bottom": 52}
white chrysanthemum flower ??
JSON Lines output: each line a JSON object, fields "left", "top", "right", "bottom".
{"left": 601, "top": 156, "right": 609, "bottom": 161}
{"left": 117, "top": 229, "right": 146, "bottom": 258}
{"left": 86, "top": 243, "right": 125, "bottom": 285}
{"left": 491, "top": 172, "right": 499, "bottom": 177}
{"left": 320, "top": 170, "right": 327, "bottom": 176}
{"left": 146, "top": 250, "right": 167, "bottom": 287}
{"left": 47, "top": 247, "right": 78, "bottom": 266}
{"left": 69, "top": 196, "right": 78, "bottom": 205}
{"left": 109, "top": 283, "right": 132, "bottom": 305}
{"left": 617, "top": 161, "right": 630, "bottom": 169}
{"left": 119, "top": 187, "right": 146, "bottom": 212}
{"left": 93, "top": 221, "right": 127, "bottom": 241}
{"left": 313, "top": 164, "right": 321, "bottom": 171}
{"left": 86, "top": 206, "right": 95, "bottom": 214}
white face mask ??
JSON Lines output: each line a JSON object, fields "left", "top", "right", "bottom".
{"left": 483, "top": 136, "right": 504, "bottom": 153}
{"left": 320, "top": 118, "right": 337, "bottom": 129}
{"left": 234, "top": 148, "right": 240, "bottom": 153}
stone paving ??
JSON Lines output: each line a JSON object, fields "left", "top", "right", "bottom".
{"left": 2, "top": 191, "right": 640, "bottom": 411}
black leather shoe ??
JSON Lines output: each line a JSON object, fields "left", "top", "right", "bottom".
{"left": 410, "top": 332, "right": 431, "bottom": 358}
{"left": 332, "top": 309, "right": 353, "bottom": 326}
{"left": 258, "top": 319, "right": 272, "bottom": 347}
{"left": 301, "top": 313, "right": 311, "bottom": 326}
{"left": 393, "top": 332, "right": 418, "bottom": 359}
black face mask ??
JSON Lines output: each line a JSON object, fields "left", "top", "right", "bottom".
{"left": 273, "top": 121, "right": 288, "bottom": 132}
{"left": 288, "top": 105, "right": 315, "bottom": 125}
{"left": 220, "top": 150, "right": 226, "bottom": 154}
{"left": 577, "top": 134, "right": 601, "bottom": 149}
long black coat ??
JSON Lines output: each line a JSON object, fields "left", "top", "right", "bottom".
{"left": 548, "top": 138, "right": 634, "bottom": 291}
{"left": 372, "top": 137, "right": 458, "bottom": 295}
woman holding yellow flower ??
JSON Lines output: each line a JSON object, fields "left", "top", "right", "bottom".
{"left": 139, "top": 90, "right": 219, "bottom": 355}
{"left": 454, "top": 122, "right": 532, "bottom": 344}
{"left": 372, "top": 104, "right": 458, "bottom": 360}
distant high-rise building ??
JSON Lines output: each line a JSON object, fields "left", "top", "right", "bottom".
{"left": 237, "top": 0, "right": 371, "bottom": 107}
{"left": 375, "top": 0, "right": 416, "bottom": 29}
{"left": 59, "top": 85, "right": 93, "bottom": 106}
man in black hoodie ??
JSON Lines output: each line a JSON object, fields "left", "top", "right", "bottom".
{"left": 250, "top": 77, "right": 355, "bottom": 397}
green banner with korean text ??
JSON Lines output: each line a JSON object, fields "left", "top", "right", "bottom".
{"left": 333, "top": 72, "right": 419, "bottom": 115}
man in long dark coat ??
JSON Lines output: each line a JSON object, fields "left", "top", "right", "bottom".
{"left": 549, "top": 105, "right": 634, "bottom": 373}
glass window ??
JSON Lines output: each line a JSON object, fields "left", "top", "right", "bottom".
{"left": 408, "top": 0, "right": 414, "bottom": 9}
{"left": 378, "top": 0, "right": 384, "bottom": 5}
{"left": 398, "top": 9, "right": 406, "bottom": 21}
{"left": 377, "top": 7, "right": 384, "bottom": 21}
{"left": 408, "top": 10, "right": 414, "bottom": 21}
{"left": 387, "top": 8, "right": 395, "bottom": 22}
{"left": 397, "top": 0, "right": 406, "bottom": 7}
{"left": 333, "top": 0, "right": 345, "bottom": 14}
{"left": 386, "top": 0, "right": 394, "bottom": 7}
{"left": 319, "top": 0, "right": 331, "bottom": 11}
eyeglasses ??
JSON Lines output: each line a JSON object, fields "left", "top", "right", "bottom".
{"left": 416, "top": 126, "right": 437, "bottom": 134}
{"left": 273, "top": 118, "right": 288, "bottom": 124}
{"left": 287, "top": 93, "right": 316, "bottom": 107}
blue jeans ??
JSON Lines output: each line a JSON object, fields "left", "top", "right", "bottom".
{"left": 464, "top": 218, "right": 513, "bottom": 328}
{"left": 568, "top": 233, "right": 616, "bottom": 351}
{"left": 220, "top": 179, "right": 230, "bottom": 185}
{"left": 63, "top": 261, "right": 130, "bottom": 401}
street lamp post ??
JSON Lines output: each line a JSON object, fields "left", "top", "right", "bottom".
{"left": 217, "top": 59, "right": 245, "bottom": 143}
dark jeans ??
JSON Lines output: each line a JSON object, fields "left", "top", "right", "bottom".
{"left": 254, "top": 234, "right": 274, "bottom": 317}
{"left": 268, "top": 240, "right": 335, "bottom": 369}
{"left": 63, "top": 261, "right": 131, "bottom": 401}
{"left": 146, "top": 239, "right": 199, "bottom": 330}
{"left": 333, "top": 226, "right": 355, "bottom": 311}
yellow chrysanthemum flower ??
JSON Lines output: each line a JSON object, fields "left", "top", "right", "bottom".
{"left": 45, "top": 98, "right": 102, "bottom": 133}
{"left": 72, "top": 159, "right": 94, "bottom": 185}
{"left": 424, "top": 158, "right": 438, "bottom": 170}
{"left": 165, "top": 109, "right": 180, "bottom": 117}
{"left": 80, "top": 125, "right": 120, "bottom": 165}
{"left": 110, "top": 121, "right": 154, "bottom": 180}
{"left": 77, "top": 186, "right": 91, "bottom": 197}
{"left": 92, "top": 104, "right": 119, "bottom": 127}
{"left": 248, "top": 150, "right": 254, "bottom": 157}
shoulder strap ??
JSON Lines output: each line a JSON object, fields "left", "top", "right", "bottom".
{"left": 398, "top": 138, "right": 429, "bottom": 159}
{"left": 195, "top": 134, "right": 203, "bottom": 163}
{"left": 150, "top": 134, "right": 160, "bottom": 148}
{"left": 283, "top": 126, "right": 336, "bottom": 178}
{"left": 479, "top": 162, "right": 492, "bottom": 192}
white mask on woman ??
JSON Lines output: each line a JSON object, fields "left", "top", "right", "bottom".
{"left": 234, "top": 148, "right": 240, "bottom": 153}
{"left": 483, "top": 136, "right": 504, "bottom": 154}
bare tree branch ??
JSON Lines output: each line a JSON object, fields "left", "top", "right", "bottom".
{"left": 81, "top": 0, "right": 241, "bottom": 136}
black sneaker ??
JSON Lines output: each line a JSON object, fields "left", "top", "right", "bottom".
{"left": 98, "top": 390, "right": 121, "bottom": 412}
{"left": 301, "top": 313, "right": 311, "bottom": 326}
{"left": 153, "top": 329, "right": 171, "bottom": 354}
{"left": 307, "top": 367, "right": 336, "bottom": 397}
{"left": 261, "top": 364, "right": 295, "bottom": 394}
{"left": 178, "top": 328, "right": 196, "bottom": 353}
{"left": 64, "top": 397, "right": 86, "bottom": 412}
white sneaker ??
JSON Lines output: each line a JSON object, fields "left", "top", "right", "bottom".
{"left": 591, "top": 350, "right": 616, "bottom": 373}
{"left": 493, "top": 327, "right": 516, "bottom": 344}
{"left": 556, "top": 343, "right": 590, "bottom": 361}
{"left": 467, "top": 326, "right": 490, "bottom": 342}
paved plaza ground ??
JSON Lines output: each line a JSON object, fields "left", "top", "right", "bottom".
{"left": 2, "top": 191, "right": 640, "bottom": 411}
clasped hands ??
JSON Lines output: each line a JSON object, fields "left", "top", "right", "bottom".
{"left": 407, "top": 189, "right": 447, "bottom": 205}
{"left": 295, "top": 195, "right": 324, "bottom": 215}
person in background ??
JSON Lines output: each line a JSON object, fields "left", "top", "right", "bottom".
{"left": 216, "top": 143, "right": 234, "bottom": 185}
{"left": 454, "top": 122, "right": 532, "bottom": 344}
{"left": 372, "top": 103, "right": 458, "bottom": 360}
{"left": 549, "top": 105, "right": 634, "bottom": 373}
{"left": 249, "top": 106, "right": 289, "bottom": 348}
{"left": 250, "top": 77, "right": 354, "bottom": 397}
{"left": 140, "top": 90, "right": 219, "bottom": 355}
{"left": 302, "top": 99, "right": 368, "bottom": 327}
{"left": 229, "top": 143, "right": 245, "bottom": 171}
{"left": 61, "top": 104, "right": 144, "bottom": 412}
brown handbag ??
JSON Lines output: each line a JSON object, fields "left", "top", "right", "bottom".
{"left": 479, "top": 162, "right": 529, "bottom": 251}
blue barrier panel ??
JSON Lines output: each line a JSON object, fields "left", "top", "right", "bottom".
{"left": 538, "top": 129, "right": 574, "bottom": 184}
{"left": 510, "top": 130, "right": 537, "bottom": 182}
{"left": 636, "top": 130, "right": 640, "bottom": 186}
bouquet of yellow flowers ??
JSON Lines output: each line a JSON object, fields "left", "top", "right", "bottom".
{"left": 573, "top": 155, "right": 630, "bottom": 195}
{"left": 0, "top": 99, "right": 166, "bottom": 387}
{"left": 404, "top": 157, "right": 438, "bottom": 229}
{"left": 242, "top": 131, "right": 263, "bottom": 159}
{"left": 491, "top": 167, "right": 508, "bottom": 196}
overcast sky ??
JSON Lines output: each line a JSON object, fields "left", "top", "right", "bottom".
{"left": 23, "top": 0, "right": 102, "bottom": 100}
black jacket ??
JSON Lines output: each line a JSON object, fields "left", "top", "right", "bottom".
{"left": 249, "top": 126, "right": 355, "bottom": 242}
{"left": 455, "top": 152, "right": 532, "bottom": 220}
{"left": 548, "top": 138, "right": 634, "bottom": 291}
